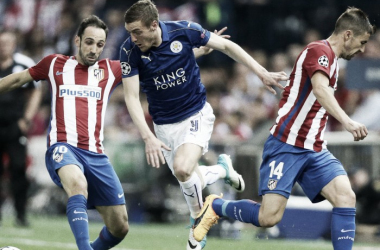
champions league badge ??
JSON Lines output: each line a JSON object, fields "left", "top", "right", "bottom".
{"left": 267, "top": 179, "right": 277, "bottom": 190}
{"left": 121, "top": 62, "right": 131, "bottom": 75}
{"left": 170, "top": 41, "right": 183, "bottom": 53}
{"left": 318, "top": 55, "right": 329, "bottom": 67}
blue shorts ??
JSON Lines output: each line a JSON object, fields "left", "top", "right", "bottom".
{"left": 45, "top": 142, "right": 125, "bottom": 209}
{"left": 258, "top": 135, "right": 347, "bottom": 203}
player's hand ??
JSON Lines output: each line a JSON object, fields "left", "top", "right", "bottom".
{"left": 201, "top": 27, "right": 230, "bottom": 55}
{"left": 260, "top": 71, "right": 288, "bottom": 95}
{"left": 144, "top": 136, "right": 171, "bottom": 168}
{"left": 343, "top": 119, "right": 368, "bottom": 141}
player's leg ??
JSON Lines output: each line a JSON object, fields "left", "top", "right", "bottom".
{"left": 58, "top": 164, "right": 92, "bottom": 250}
{"left": 46, "top": 143, "right": 92, "bottom": 250}
{"left": 86, "top": 154, "right": 128, "bottom": 250}
{"left": 8, "top": 139, "right": 29, "bottom": 226}
{"left": 321, "top": 175, "right": 356, "bottom": 250}
{"left": 91, "top": 205, "right": 128, "bottom": 250}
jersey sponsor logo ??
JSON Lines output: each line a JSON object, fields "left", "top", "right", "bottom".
{"left": 121, "top": 62, "right": 131, "bottom": 75}
{"left": 93, "top": 69, "right": 104, "bottom": 81}
{"left": 154, "top": 68, "right": 187, "bottom": 90}
{"left": 318, "top": 55, "right": 329, "bottom": 67}
{"left": 170, "top": 40, "right": 183, "bottom": 53}
{"left": 59, "top": 85, "right": 102, "bottom": 100}
{"left": 267, "top": 179, "right": 277, "bottom": 190}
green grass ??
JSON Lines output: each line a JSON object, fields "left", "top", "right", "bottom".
{"left": 0, "top": 214, "right": 378, "bottom": 250}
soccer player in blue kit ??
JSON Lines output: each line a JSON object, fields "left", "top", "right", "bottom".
{"left": 192, "top": 7, "right": 376, "bottom": 250}
{"left": 120, "top": 1, "right": 287, "bottom": 249}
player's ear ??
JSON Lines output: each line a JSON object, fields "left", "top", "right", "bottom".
{"left": 74, "top": 35, "right": 80, "bottom": 47}
{"left": 150, "top": 20, "right": 158, "bottom": 31}
{"left": 344, "top": 30, "right": 353, "bottom": 41}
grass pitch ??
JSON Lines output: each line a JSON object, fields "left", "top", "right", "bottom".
{"left": 0, "top": 214, "right": 378, "bottom": 250}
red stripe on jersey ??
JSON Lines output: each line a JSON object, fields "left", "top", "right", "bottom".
{"left": 54, "top": 60, "right": 67, "bottom": 143}
{"left": 95, "top": 60, "right": 109, "bottom": 153}
{"left": 75, "top": 65, "right": 90, "bottom": 151}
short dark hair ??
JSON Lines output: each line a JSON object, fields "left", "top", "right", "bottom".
{"left": 333, "top": 7, "right": 376, "bottom": 36}
{"left": 77, "top": 15, "right": 109, "bottom": 39}
{"left": 124, "top": 0, "right": 159, "bottom": 28}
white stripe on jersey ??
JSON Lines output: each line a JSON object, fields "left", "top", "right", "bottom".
{"left": 87, "top": 62, "right": 99, "bottom": 153}
{"left": 49, "top": 57, "right": 59, "bottom": 145}
{"left": 99, "top": 60, "right": 116, "bottom": 152}
{"left": 63, "top": 58, "right": 79, "bottom": 146}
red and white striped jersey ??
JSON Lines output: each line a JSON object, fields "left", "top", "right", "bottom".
{"left": 270, "top": 40, "right": 339, "bottom": 152}
{"left": 29, "top": 54, "right": 122, "bottom": 153}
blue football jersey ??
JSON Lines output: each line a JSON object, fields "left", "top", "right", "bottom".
{"left": 120, "top": 21, "right": 211, "bottom": 124}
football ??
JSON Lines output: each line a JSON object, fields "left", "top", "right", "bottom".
{"left": 0, "top": 247, "right": 21, "bottom": 250}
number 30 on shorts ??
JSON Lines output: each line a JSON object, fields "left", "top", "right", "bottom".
{"left": 269, "top": 161, "right": 284, "bottom": 180}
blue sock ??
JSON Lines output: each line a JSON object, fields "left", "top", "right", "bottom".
{"left": 91, "top": 226, "right": 124, "bottom": 250}
{"left": 66, "top": 194, "right": 92, "bottom": 250}
{"left": 331, "top": 207, "right": 356, "bottom": 250}
{"left": 212, "top": 198, "right": 261, "bottom": 227}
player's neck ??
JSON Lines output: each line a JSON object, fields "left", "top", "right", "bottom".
{"left": 326, "top": 35, "right": 340, "bottom": 58}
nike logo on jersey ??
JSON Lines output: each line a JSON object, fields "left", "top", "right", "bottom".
{"left": 341, "top": 229, "right": 355, "bottom": 233}
{"left": 118, "top": 193, "right": 124, "bottom": 198}
{"left": 73, "top": 210, "right": 86, "bottom": 214}
{"left": 56, "top": 70, "right": 65, "bottom": 75}
{"left": 141, "top": 54, "right": 151, "bottom": 61}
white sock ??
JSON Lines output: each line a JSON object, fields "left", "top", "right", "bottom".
{"left": 198, "top": 164, "right": 226, "bottom": 187}
{"left": 179, "top": 172, "right": 203, "bottom": 218}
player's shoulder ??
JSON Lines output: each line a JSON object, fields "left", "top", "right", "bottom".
{"left": 164, "top": 20, "right": 203, "bottom": 32}
{"left": 307, "top": 40, "right": 334, "bottom": 56}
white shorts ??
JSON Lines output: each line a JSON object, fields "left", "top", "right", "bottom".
{"left": 153, "top": 102, "right": 215, "bottom": 173}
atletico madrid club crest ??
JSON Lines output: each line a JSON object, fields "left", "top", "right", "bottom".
{"left": 267, "top": 179, "right": 277, "bottom": 190}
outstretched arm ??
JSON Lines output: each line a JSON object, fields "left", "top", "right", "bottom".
{"left": 0, "top": 69, "right": 34, "bottom": 93}
{"left": 311, "top": 71, "right": 367, "bottom": 141}
{"left": 205, "top": 33, "right": 287, "bottom": 94}
{"left": 122, "top": 76, "right": 171, "bottom": 168}
{"left": 193, "top": 27, "right": 230, "bottom": 59}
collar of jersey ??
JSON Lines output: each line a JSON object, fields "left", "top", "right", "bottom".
{"left": 159, "top": 21, "right": 169, "bottom": 42}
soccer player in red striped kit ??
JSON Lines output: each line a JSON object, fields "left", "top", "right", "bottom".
{"left": 193, "top": 7, "right": 376, "bottom": 250}
{"left": 0, "top": 15, "right": 127, "bottom": 250}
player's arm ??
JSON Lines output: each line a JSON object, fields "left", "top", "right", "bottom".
{"left": 193, "top": 27, "right": 230, "bottom": 58}
{"left": 19, "top": 83, "right": 43, "bottom": 133}
{"left": 0, "top": 69, "right": 34, "bottom": 93}
{"left": 311, "top": 71, "right": 367, "bottom": 141}
{"left": 205, "top": 33, "right": 287, "bottom": 94}
{"left": 122, "top": 76, "right": 171, "bottom": 168}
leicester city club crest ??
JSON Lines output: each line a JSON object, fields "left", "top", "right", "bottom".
{"left": 170, "top": 41, "right": 182, "bottom": 53}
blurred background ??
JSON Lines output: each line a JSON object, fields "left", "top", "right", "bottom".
{"left": 1, "top": 0, "right": 380, "bottom": 248}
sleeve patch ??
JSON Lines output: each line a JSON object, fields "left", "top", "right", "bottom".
{"left": 318, "top": 55, "right": 329, "bottom": 67}
{"left": 121, "top": 62, "right": 131, "bottom": 75}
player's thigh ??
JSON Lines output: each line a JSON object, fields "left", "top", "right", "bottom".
{"left": 96, "top": 204, "right": 129, "bottom": 232}
{"left": 58, "top": 164, "right": 88, "bottom": 197}
{"left": 174, "top": 143, "right": 202, "bottom": 170}
{"left": 320, "top": 175, "right": 355, "bottom": 207}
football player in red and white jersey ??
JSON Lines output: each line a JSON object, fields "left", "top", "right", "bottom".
{"left": 193, "top": 7, "right": 376, "bottom": 250}
{"left": 0, "top": 15, "right": 127, "bottom": 250}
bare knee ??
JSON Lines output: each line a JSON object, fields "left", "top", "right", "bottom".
{"left": 331, "top": 189, "right": 356, "bottom": 208}
{"left": 109, "top": 220, "right": 129, "bottom": 239}
{"left": 173, "top": 158, "right": 193, "bottom": 181}
{"left": 259, "top": 211, "right": 283, "bottom": 227}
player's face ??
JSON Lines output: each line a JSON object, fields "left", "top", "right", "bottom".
{"left": 0, "top": 32, "right": 16, "bottom": 61}
{"left": 125, "top": 20, "right": 158, "bottom": 52}
{"left": 341, "top": 32, "right": 371, "bottom": 60}
{"left": 75, "top": 26, "right": 106, "bottom": 66}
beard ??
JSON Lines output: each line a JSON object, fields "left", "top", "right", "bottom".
{"left": 78, "top": 46, "right": 98, "bottom": 66}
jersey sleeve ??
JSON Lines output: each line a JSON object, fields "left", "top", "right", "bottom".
{"left": 184, "top": 21, "right": 211, "bottom": 48}
{"left": 119, "top": 38, "right": 140, "bottom": 78}
{"left": 29, "top": 54, "right": 56, "bottom": 81}
{"left": 109, "top": 59, "right": 122, "bottom": 86}
{"left": 303, "top": 44, "right": 333, "bottom": 80}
